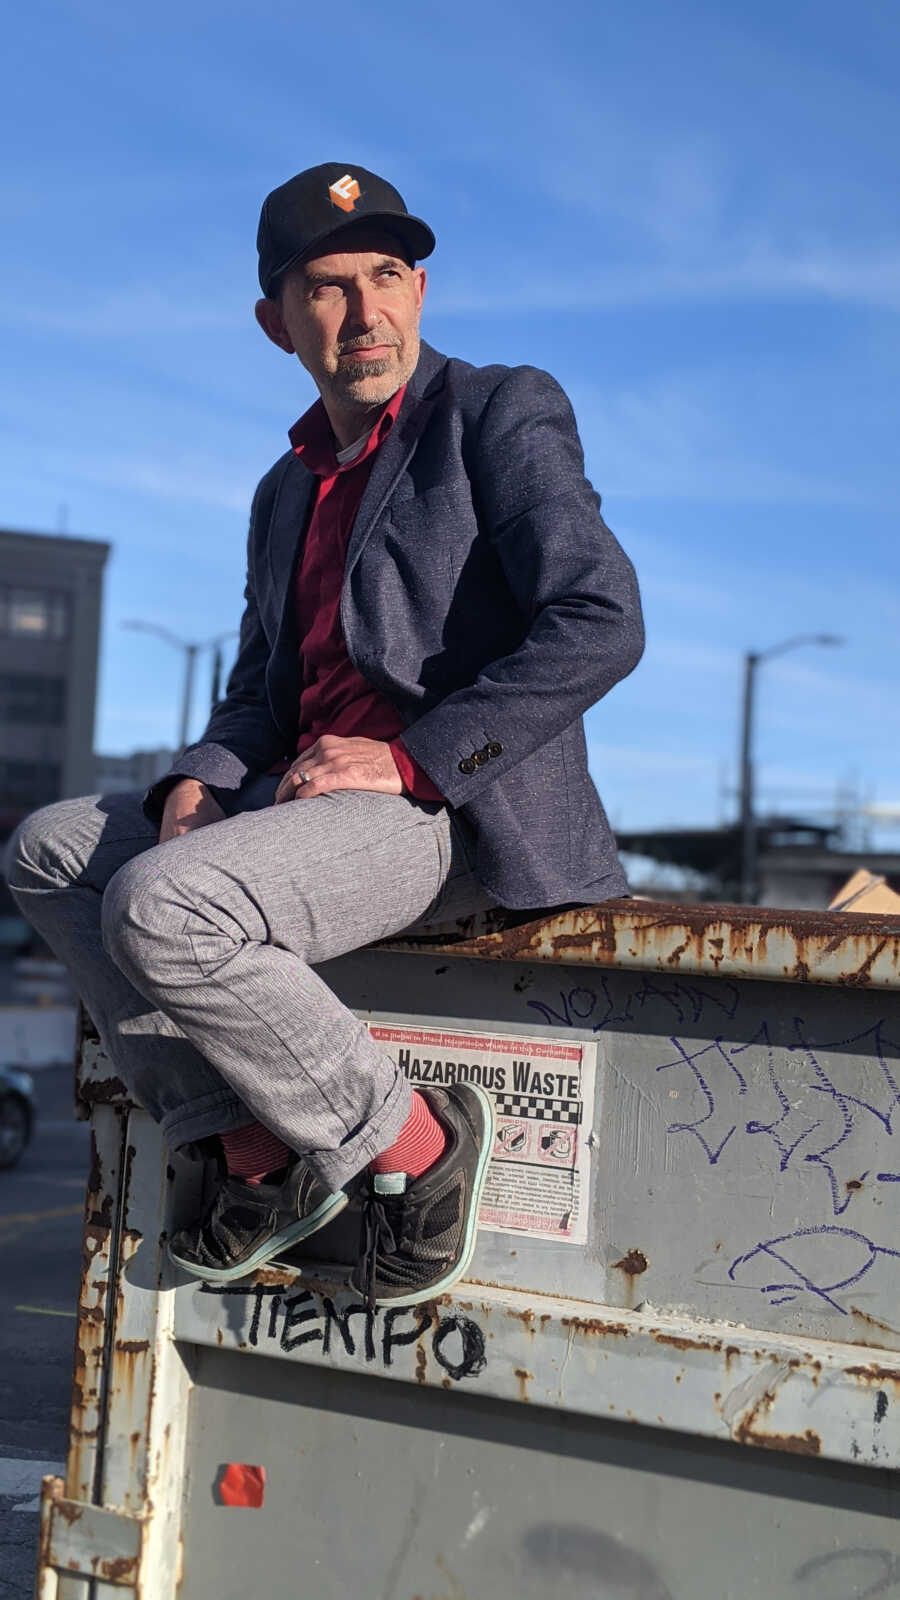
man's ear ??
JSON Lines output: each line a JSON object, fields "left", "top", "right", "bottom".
{"left": 255, "top": 297, "right": 295, "bottom": 354}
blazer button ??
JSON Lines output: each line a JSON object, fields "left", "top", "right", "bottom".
{"left": 473, "top": 749, "right": 489, "bottom": 766}
{"left": 487, "top": 742, "right": 503, "bottom": 758}
{"left": 458, "top": 757, "right": 477, "bottom": 776}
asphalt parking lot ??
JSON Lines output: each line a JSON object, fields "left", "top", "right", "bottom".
{"left": 0, "top": 1062, "right": 88, "bottom": 1598}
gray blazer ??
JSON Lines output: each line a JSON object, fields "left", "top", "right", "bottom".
{"left": 146, "top": 341, "right": 644, "bottom": 908}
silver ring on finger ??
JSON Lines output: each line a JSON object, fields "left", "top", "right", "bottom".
{"left": 298, "top": 768, "right": 311, "bottom": 785}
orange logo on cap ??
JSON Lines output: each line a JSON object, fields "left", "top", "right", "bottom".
{"left": 329, "top": 174, "right": 361, "bottom": 213}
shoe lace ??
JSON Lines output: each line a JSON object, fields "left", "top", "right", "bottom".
{"left": 359, "top": 1192, "right": 401, "bottom": 1313}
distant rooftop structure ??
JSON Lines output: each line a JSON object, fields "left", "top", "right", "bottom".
{"left": 0, "top": 527, "right": 109, "bottom": 833}
{"left": 617, "top": 816, "right": 836, "bottom": 899}
{"left": 756, "top": 845, "right": 900, "bottom": 912}
{"left": 617, "top": 816, "right": 900, "bottom": 910}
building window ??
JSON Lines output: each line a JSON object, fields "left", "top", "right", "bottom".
{"left": 0, "top": 673, "right": 67, "bottom": 726}
{"left": 0, "top": 759, "right": 62, "bottom": 811}
{"left": 0, "top": 587, "right": 69, "bottom": 639}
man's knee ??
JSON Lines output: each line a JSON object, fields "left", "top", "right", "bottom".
{"left": 102, "top": 844, "right": 268, "bottom": 988}
{"left": 101, "top": 851, "right": 220, "bottom": 987}
{"left": 4, "top": 802, "right": 81, "bottom": 896}
{"left": 100, "top": 855, "right": 161, "bottom": 975}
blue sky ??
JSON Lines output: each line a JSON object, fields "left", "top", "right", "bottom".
{"left": 3, "top": 0, "right": 897, "bottom": 838}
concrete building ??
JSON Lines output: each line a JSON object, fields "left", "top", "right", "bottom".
{"left": 94, "top": 747, "right": 174, "bottom": 794}
{"left": 0, "top": 528, "right": 109, "bottom": 833}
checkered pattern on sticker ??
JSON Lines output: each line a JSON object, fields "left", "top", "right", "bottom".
{"left": 495, "top": 1094, "right": 581, "bottom": 1124}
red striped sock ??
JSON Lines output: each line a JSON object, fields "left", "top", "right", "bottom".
{"left": 370, "top": 1091, "right": 446, "bottom": 1179}
{"left": 221, "top": 1122, "right": 291, "bottom": 1185}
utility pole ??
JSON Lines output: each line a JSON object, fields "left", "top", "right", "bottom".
{"left": 210, "top": 643, "right": 224, "bottom": 709}
{"left": 737, "top": 634, "right": 844, "bottom": 905}
{"left": 178, "top": 643, "right": 199, "bottom": 752}
{"left": 122, "top": 623, "right": 238, "bottom": 752}
{"left": 738, "top": 652, "right": 759, "bottom": 904}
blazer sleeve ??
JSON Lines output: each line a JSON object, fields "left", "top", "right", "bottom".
{"left": 143, "top": 484, "right": 287, "bottom": 824}
{"left": 399, "top": 366, "right": 645, "bottom": 809}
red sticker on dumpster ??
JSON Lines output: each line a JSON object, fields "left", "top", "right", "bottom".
{"left": 217, "top": 1463, "right": 266, "bottom": 1507}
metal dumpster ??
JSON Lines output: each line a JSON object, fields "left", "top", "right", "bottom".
{"left": 36, "top": 900, "right": 900, "bottom": 1599}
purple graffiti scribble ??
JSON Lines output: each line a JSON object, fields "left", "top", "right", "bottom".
{"left": 736, "top": 1022, "right": 823, "bottom": 1172}
{"left": 654, "top": 1035, "right": 748, "bottom": 1164}
{"left": 729, "top": 1226, "right": 900, "bottom": 1315}
{"left": 655, "top": 1015, "right": 900, "bottom": 1211}
{"left": 523, "top": 977, "right": 900, "bottom": 1219}
{"left": 797, "top": 1019, "right": 900, "bottom": 1135}
{"left": 791, "top": 1018, "right": 900, "bottom": 1216}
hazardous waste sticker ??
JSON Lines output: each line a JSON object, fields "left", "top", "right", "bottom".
{"left": 368, "top": 1025, "right": 596, "bottom": 1245}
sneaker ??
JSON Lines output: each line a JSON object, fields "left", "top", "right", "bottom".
{"left": 350, "top": 1083, "right": 494, "bottom": 1309}
{"left": 168, "top": 1159, "right": 348, "bottom": 1284}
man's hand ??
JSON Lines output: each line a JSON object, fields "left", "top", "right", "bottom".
{"left": 275, "top": 736, "right": 402, "bottom": 804}
{"left": 159, "top": 779, "right": 226, "bottom": 843}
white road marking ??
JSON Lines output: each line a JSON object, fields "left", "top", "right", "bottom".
{"left": 15, "top": 1303, "right": 77, "bottom": 1318}
{"left": 0, "top": 1203, "right": 83, "bottom": 1228}
{"left": 17, "top": 1172, "right": 87, "bottom": 1187}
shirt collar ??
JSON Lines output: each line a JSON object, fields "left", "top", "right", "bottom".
{"left": 289, "top": 384, "right": 407, "bottom": 478}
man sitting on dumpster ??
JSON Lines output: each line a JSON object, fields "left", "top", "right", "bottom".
{"left": 6, "top": 163, "right": 644, "bottom": 1309}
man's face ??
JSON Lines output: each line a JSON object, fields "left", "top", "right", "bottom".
{"left": 256, "top": 230, "right": 426, "bottom": 417}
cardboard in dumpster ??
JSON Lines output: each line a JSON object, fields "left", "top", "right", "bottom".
{"left": 829, "top": 869, "right": 900, "bottom": 914}
{"left": 368, "top": 1023, "right": 596, "bottom": 1244}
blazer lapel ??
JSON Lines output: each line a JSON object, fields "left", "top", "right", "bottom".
{"left": 265, "top": 453, "right": 316, "bottom": 738}
{"left": 267, "top": 453, "right": 316, "bottom": 620}
{"left": 344, "top": 342, "right": 447, "bottom": 580}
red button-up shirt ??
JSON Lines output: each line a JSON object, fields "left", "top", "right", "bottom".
{"left": 289, "top": 387, "right": 443, "bottom": 802}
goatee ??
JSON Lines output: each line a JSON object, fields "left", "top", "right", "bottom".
{"left": 338, "top": 355, "right": 394, "bottom": 383}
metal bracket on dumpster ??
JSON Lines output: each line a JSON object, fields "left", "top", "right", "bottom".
{"left": 36, "top": 1474, "right": 146, "bottom": 1594}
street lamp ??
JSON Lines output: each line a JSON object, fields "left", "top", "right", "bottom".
{"left": 122, "top": 622, "right": 239, "bottom": 752}
{"left": 738, "top": 633, "right": 844, "bottom": 904}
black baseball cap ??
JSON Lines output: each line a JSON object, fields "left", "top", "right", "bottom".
{"left": 257, "top": 162, "right": 435, "bottom": 298}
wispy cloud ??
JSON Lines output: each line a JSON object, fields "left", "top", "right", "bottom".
{"left": 3, "top": 287, "right": 245, "bottom": 339}
{"left": 431, "top": 240, "right": 900, "bottom": 318}
{"left": 24, "top": 444, "right": 255, "bottom": 516}
{"left": 586, "top": 741, "right": 719, "bottom": 779}
{"left": 759, "top": 656, "right": 899, "bottom": 744}
{"left": 569, "top": 373, "right": 873, "bottom": 509}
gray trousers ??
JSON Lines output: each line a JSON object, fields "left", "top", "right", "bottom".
{"left": 5, "top": 779, "right": 492, "bottom": 1190}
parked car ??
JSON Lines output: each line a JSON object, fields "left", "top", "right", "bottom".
{"left": 0, "top": 1065, "right": 36, "bottom": 1168}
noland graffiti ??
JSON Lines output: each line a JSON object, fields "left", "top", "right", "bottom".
{"left": 201, "top": 1284, "right": 487, "bottom": 1381}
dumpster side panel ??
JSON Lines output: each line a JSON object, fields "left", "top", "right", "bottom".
{"left": 177, "top": 1351, "right": 900, "bottom": 1600}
